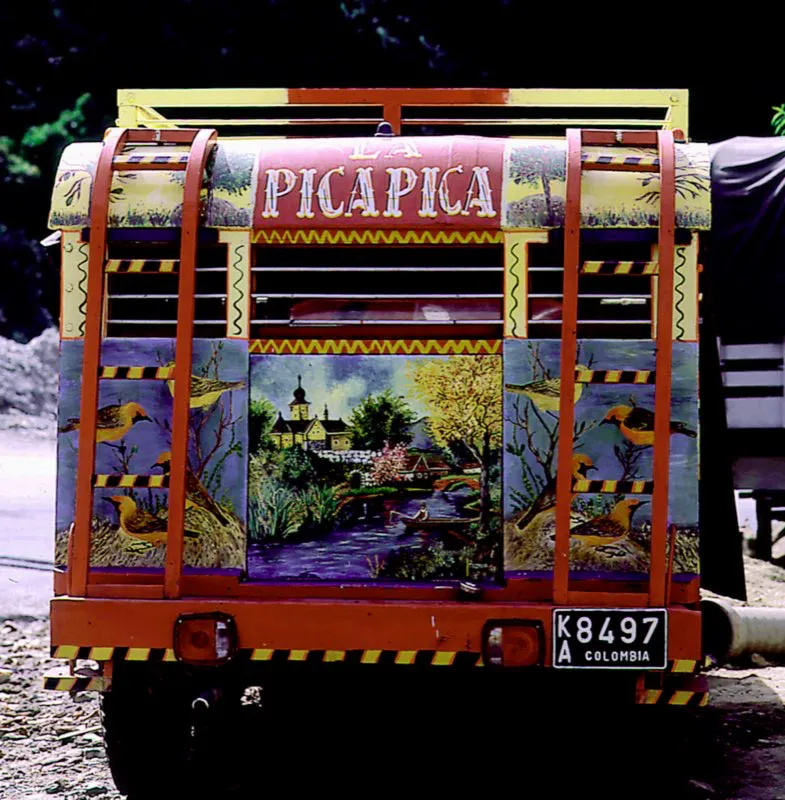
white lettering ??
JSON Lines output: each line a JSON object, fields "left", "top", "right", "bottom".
{"left": 384, "top": 140, "right": 423, "bottom": 159}
{"left": 261, "top": 168, "right": 297, "bottom": 219}
{"left": 317, "top": 167, "right": 346, "bottom": 218}
{"left": 557, "top": 616, "right": 571, "bottom": 638}
{"left": 296, "top": 168, "right": 317, "bottom": 219}
{"left": 349, "top": 142, "right": 381, "bottom": 160}
{"left": 438, "top": 165, "right": 463, "bottom": 215}
{"left": 383, "top": 167, "right": 418, "bottom": 218}
{"left": 345, "top": 168, "right": 379, "bottom": 217}
{"left": 418, "top": 167, "right": 439, "bottom": 218}
{"left": 557, "top": 640, "right": 572, "bottom": 664}
{"left": 461, "top": 166, "right": 496, "bottom": 218}
{"left": 642, "top": 617, "right": 659, "bottom": 645}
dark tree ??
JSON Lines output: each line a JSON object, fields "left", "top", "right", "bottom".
{"left": 348, "top": 390, "right": 416, "bottom": 451}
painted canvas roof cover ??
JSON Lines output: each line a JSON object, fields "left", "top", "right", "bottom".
{"left": 48, "top": 136, "right": 711, "bottom": 231}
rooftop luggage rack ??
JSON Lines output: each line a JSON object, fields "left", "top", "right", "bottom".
{"left": 116, "top": 88, "right": 688, "bottom": 139}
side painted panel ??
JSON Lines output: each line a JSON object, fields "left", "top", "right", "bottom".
{"left": 247, "top": 347, "right": 502, "bottom": 581}
{"left": 55, "top": 339, "right": 248, "bottom": 571}
{"left": 503, "top": 339, "right": 698, "bottom": 578}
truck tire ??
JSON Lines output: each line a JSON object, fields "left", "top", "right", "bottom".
{"left": 100, "top": 668, "right": 193, "bottom": 799}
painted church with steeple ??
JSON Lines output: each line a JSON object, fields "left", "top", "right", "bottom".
{"left": 269, "top": 375, "right": 352, "bottom": 451}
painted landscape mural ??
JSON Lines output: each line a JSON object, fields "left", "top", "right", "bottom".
{"left": 55, "top": 339, "right": 248, "bottom": 572}
{"left": 503, "top": 339, "right": 699, "bottom": 578}
{"left": 247, "top": 353, "right": 502, "bottom": 581}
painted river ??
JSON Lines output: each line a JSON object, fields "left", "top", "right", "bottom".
{"left": 247, "top": 486, "right": 472, "bottom": 580}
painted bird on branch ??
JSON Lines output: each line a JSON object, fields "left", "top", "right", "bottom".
{"left": 505, "top": 366, "right": 589, "bottom": 413}
{"left": 108, "top": 495, "right": 199, "bottom": 548}
{"left": 58, "top": 402, "right": 150, "bottom": 443}
{"left": 601, "top": 405, "right": 696, "bottom": 447}
{"left": 569, "top": 498, "right": 647, "bottom": 547}
{"left": 515, "top": 453, "right": 597, "bottom": 531}
{"left": 151, "top": 451, "right": 232, "bottom": 526}
{"left": 164, "top": 363, "right": 245, "bottom": 410}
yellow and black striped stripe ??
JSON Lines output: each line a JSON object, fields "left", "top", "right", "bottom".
{"left": 574, "top": 369, "right": 655, "bottom": 385}
{"left": 572, "top": 479, "right": 654, "bottom": 495}
{"left": 50, "top": 645, "right": 483, "bottom": 667}
{"left": 105, "top": 259, "right": 178, "bottom": 274}
{"left": 98, "top": 365, "right": 175, "bottom": 380}
{"left": 51, "top": 645, "right": 177, "bottom": 661}
{"left": 113, "top": 153, "right": 189, "bottom": 166}
{"left": 43, "top": 675, "right": 111, "bottom": 692}
{"left": 638, "top": 688, "right": 708, "bottom": 706}
{"left": 581, "top": 153, "right": 660, "bottom": 171}
{"left": 92, "top": 474, "right": 169, "bottom": 489}
{"left": 581, "top": 260, "right": 658, "bottom": 276}
{"left": 668, "top": 659, "right": 702, "bottom": 674}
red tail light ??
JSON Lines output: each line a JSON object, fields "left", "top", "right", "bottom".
{"left": 483, "top": 621, "right": 543, "bottom": 668}
{"left": 174, "top": 613, "right": 238, "bottom": 665}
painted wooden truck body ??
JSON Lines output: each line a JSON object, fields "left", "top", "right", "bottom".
{"left": 45, "top": 90, "right": 708, "bottom": 713}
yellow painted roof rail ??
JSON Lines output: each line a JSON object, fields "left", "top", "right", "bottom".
{"left": 116, "top": 88, "right": 688, "bottom": 140}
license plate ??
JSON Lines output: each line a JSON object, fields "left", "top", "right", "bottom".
{"left": 552, "top": 608, "right": 667, "bottom": 669}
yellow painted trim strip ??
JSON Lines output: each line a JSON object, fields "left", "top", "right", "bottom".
{"left": 89, "top": 647, "right": 114, "bottom": 661}
{"left": 288, "top": 650, "right": 309, "bottom": 661}
{"left": 323, "top": 650, "right": 346, "bottom": 662}
{"left": 601, "top": 480, "right": 616, "bottom": 493}
{"left": 126, "top": 648, "right": 151, "bottom": 661}
{"left": 360, "top": 650, "right": 381, "bottom": 664}
{"left": 251, "top": 649, "right": 274, "bottom": 661}
{"left": 53, "top": 645, "right": 79, "bottom": 659}
{"left": 252, "top": 229, "right": 503, "bottom": 246}
{"left": 572, "top": 479, "right": 590, "bottom": 493}
{"left": 395, "top": 651, "right": 417, "bottom": 665}
{"left": 634, "top": 370, "right": 651, "bottom": 384}
{"left": 669, "top": 690, "right": 694, "bottom": 706}
{"left": 431, "top": 652, "right": 456, "bottom": 666}
{"left": 671, "top": 659, "right": 697, "bottom": 674}
{"left": 641, "top": 689, "right": 663, "bottom": 704}
{"left": 249, "top": 339, "right": 502, "bottom": 356}
{"left": 632, "top": 480, "right": 646, "bottom": 494}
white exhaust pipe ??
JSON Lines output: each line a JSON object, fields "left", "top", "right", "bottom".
{"left": 701, "top": 597, "right": 785, "bottom": 661}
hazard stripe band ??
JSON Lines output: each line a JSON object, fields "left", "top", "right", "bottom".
{"left": 572, "top": 479, "right": 654, "bottom": 494}
{"left": 574, "top": 369, "right": 655, "bottom": 384}
{"left": 105, "top": 259, "right": 178, "bottom": 273}
{"left": 92, "top": 474, "right": 169, "bottom": 489}
{"left": 581, "top": 260, "right": 658, "bottom": 275}
{"left": 43, "top": 676, "right": 111, "bottom": 692}
{"left": 98, "top": 366, "right": 175, "bottom": 379}
{"left": 49, "top": 645, "right": 481, "bottom": 667}
{"left": 114, "top": 154, "right": 189, "bottom": 165}
{"left": 637, "top": 688, "right": 708, "bottom": 706}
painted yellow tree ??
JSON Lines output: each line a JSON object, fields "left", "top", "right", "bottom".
{"left": 409, "top": 356, "right": 502, "bottom": 528}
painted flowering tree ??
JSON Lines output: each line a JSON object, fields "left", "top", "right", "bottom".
{"left": 370, "top": 442, "right": 408, "bottom": 484}
{"left": 409, "top": 356, "right": 502, "bottom": 528}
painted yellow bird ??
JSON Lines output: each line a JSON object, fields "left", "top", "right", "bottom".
{"left": 505, "top": 365, "right": 588, "bottom": 412}
{"left": 151, "top": 451, "right": 232, "bottom": 526}
{"left": 601, "top": 405, "right": 697, "bottom": 447}
{"left": 58, "top": 402, "right": 150, "bottom": 443}
{"left": 515, "top": 454, "right": 597, "bottom": 531}
{"left": 164, "top": 363, "right": 245, "bottom": 410}
{"left": 108, "top": 495, "right": 199, "bottom": 548}
{"left": 569, "top": 498, "right": 647, "bottom": 547}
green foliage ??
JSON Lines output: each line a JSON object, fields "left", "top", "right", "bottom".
{"left": 348, "top": 390, "right": 416, "bottom": 450}
{"left": 509, "top": 143, "right": 566, "bottom": 186}
{"left": 299, "top": 485, "right": 339, "bottom": 536}
{"left": 341, "top": 486, "right": 397, "bottom": 497}
{"left": 249, "top": 481, "right": 300, "bottom": 541}
{"left": 21, "top": 93, "right": 91, "bottom": 148}
{"left": 278, "top": 445, "right": 319, "bottom": 490}
{"left": 773, "top": 105, "right": 785, "bottom": 136}
{"left": 249, "top": 398, "right": 277, "bottom": 455}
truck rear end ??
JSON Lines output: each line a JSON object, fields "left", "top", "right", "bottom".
{"left": 45, "top": 88, "right": 709, "bottom": 794}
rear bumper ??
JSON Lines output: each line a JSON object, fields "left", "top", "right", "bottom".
{"left": 49, "top": 596, "right": 702, "bottom": 668}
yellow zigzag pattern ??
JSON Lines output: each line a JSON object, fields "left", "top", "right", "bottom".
{"left": 252, "top": 229, "right": 503, "bottom": 246}
{"left": 249, "top": 339, "right": 502, "bottom": 355}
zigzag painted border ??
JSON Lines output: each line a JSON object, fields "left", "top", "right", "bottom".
{"left": 252, "top": 229, "right": 503, "bottom": 246}
{"left": 249, "top": 339, "right": 502, "bottom": 355}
